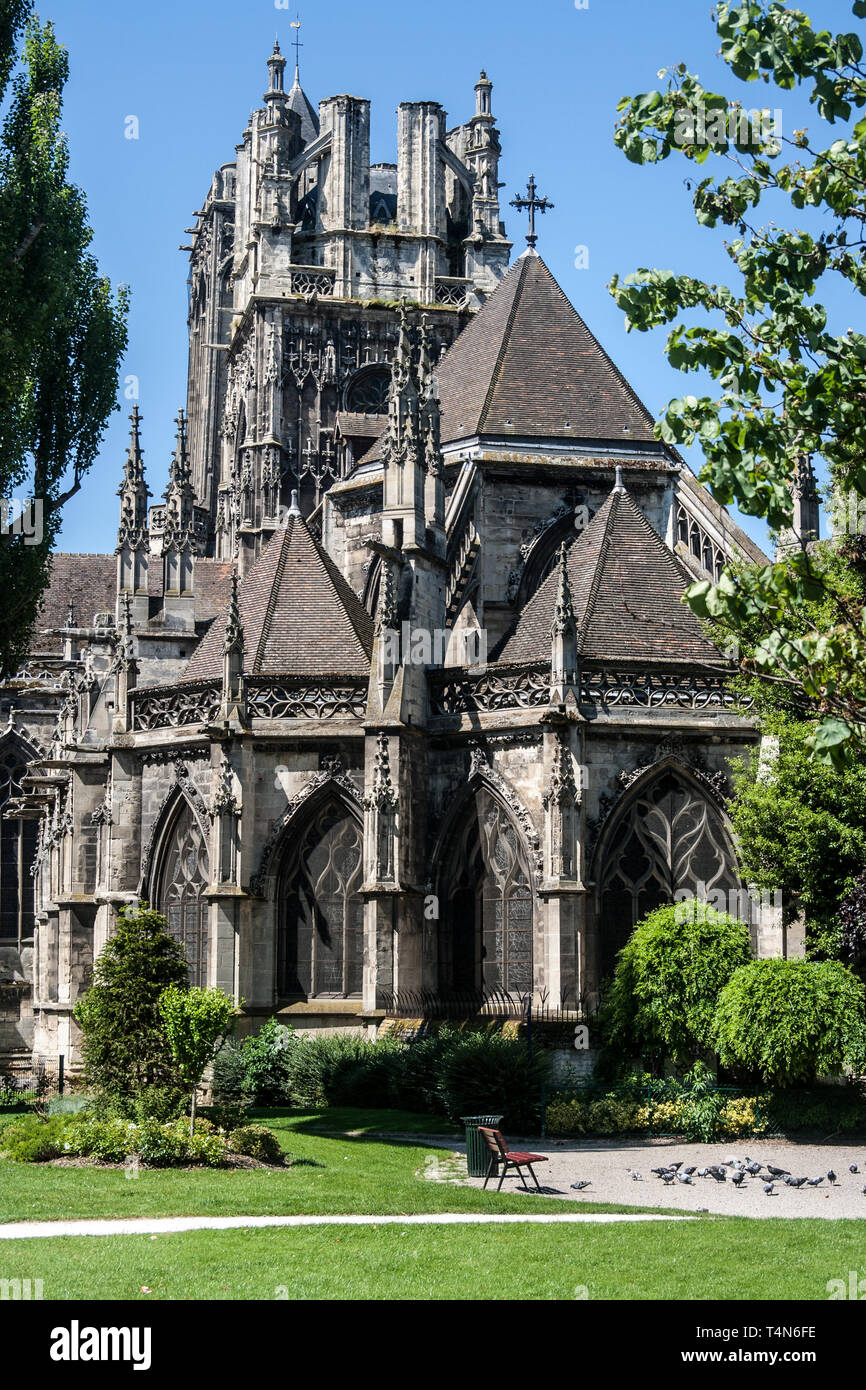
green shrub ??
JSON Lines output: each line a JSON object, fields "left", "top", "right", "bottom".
{"left": 73, "top": 904, "right": 189, "bottom": 1106}
{"left": 45, "top": 1095, "right": 90, "bottom": 1117}
{"left": 238, "top": 1018, "right": 295, "bottom": 1105}
{"left": 0, "top": 1114, "right": 72, "bottom": 1161}
{"left": 228, "top": 1124, "right": 284, "bottom": 1164}
{"left": 69, "top": 1114, "right": 135, "bottom": 1163}
{"left": 602, "top": 902, "right": 752, "bottom": 1069}
{"left": 131, "top": 1086, "right": 189, "bottom": 1123}
{"left": 286, "top": 1032, "right": 371, "bottom": 1108}
{"left": 211, "top": 1038, "right": 249, "bottom": 1107}
{"left": 712, "top": 958, "right": 866, "bottom": 1085}
{"left": 436, "top": 1028, "right": 550, "bottom": 1131}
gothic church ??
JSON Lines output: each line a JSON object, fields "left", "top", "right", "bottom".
{"left": 0, "top": 44, "right": 790, "bottom": 1063}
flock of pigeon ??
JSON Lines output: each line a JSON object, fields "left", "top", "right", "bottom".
{"left": 608, "top": 1156, "right": 866, "bottom": 1197}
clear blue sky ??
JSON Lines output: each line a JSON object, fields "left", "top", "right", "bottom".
{"left": 39, "top": 0, "right": 863, "bottom": 553}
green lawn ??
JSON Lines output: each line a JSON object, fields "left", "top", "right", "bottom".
{"left": 1, "top": 1108, "right": 864, "bottom": 1300}
{"left": 2, "top": 1221, "right": 864, "bottom": 1301}
{"left": 0, "top": 1108, "right": 637, "bottom": 1223}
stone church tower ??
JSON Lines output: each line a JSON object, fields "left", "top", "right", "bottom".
{"left": 0, "top": 46, "right": 793, "bottom": 1066}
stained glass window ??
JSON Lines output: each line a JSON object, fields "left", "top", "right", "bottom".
{"left": 0, "top": 742, "right": 37, "bottom": 942}
{"left": 599, "top": 769, "right": 739, "bottom": 979}
{"left": 278, "top": 801, "right": 364, "bottom": 999}
{"left": 156, "top": 801, "right": 209, "bottom": 987}
{"left": 441, "top": 790, "right": 533, "bottom": 996}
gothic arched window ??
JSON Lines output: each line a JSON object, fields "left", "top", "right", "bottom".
{"left": 598, "top": 767, "right": 739, "bottom": 980}
{"left": 277, "top": 800, "right": 364, "bottom": 999}
{"left": 0, "top": 741, "right": 37, "bottom": 943}
{"left": 345, "top": 366, "right": 391, "bottom": 415}
{"left": 155, "top": 800, "right": 209, "bottom": 987}
{"left": 440, "top": 790, "right": 533, "bottom": 997}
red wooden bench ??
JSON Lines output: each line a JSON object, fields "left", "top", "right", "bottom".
{"left": 477, "top": 1126, "right": 548, "bottom": 1192}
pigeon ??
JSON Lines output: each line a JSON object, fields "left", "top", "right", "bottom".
{"left": 668, "top": 1161, "right": 683, "bottom": 1172}
{"left": 861, "top": 1185, "right": 866, "bottom": 1195}
{"left": 787, "top": 1176, "right": 807, "bottom": 1189}
{"left": 849, "top": 1165, "right": 859, "bottom": 1174}
{"left": 682, "top": 1166, "right": 697, "bottom": 1176}
{"left": 827, "top": 1170, "right": 838, "bottom": 1185}
{"left": 766, "top": 1164, "right": 790, "bottom": 1178}
{"left": 731, "top": 1171, "right": 745, "bottom": 1187}
{"left": 628, "top": 1169, "right": 644, "bottom": 1182}
{"left": 661, "top": 1172, "right": 676, "bottom": 1185}
{"left": 763, "top": 1183, "right": 776, "bottom": 1196}
{"left": 676, "top": 1172, "right": 693, "bottom": 1185}
{"left": 651, "top": 1167, "right": 670, "bottom": 1177}
{"left": 570, "top": 1181, "right": 591, "bottom": 1191}
{"left": 806, "top": 1176, "right": 824, "bottom": 1187}
{"left": 745, "top": 1161, "right": 762, "bottom": 1175}
{"left": 697, "top": 1168, "right": 709, "bottom": 1178}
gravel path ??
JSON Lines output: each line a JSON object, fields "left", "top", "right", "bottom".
{"left": 461, "top": 1136, "right": 866, "bottom": 1219}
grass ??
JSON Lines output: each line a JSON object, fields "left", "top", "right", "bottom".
{"left": 0, "top": 1108, "right": 637, "bottom": 1223}
{"left": 2, "top": 1221, "right": 863, "bottom": 1300}
{"left": 1, "top": 1107, "right": 864, "bottom": 1300}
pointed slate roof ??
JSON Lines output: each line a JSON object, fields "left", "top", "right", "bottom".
{"left": 287, "top": 69, "right": 320, "bottom": 148}
{"left": 497, "top": 484, "right": 722, "bottom": 665}
{"left": 437, "top": 251, "right": 658, "bottom": 445}
{"left": 183, "top": 514, "right": 373, "bottom": 680}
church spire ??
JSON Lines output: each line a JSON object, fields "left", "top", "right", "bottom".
{"left": 116, "top": 407, "right": 150, "bottom": 626}
{"left": 550, "top": 542, "right": 578, "bottom": 704}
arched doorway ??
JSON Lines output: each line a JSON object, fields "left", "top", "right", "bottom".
{"left": 597, "top": 766, "right": 739, "bottom": 979}
{"left": 276, "top": 797, "right": 364, "bottom": 1000}
{"left": 154, "top": 798, "right": 210, "bottom": 986}
{"left": 439, "top": 788, "right": 534, "bottom": 997}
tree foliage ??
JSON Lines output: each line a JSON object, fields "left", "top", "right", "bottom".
{"left": 0, "top": 3, "right": 128, "bottom": 676}
{"left": 712, "top": 956, "right": 866, "bottom": 1083}
{"left": 602, "top": 902, "right": 752, "bottom": 1069}
{"left": 73, "top": 905, "right": 188, "bottom": 1103}
{"left": 610, "top": 1, "right": 866, "bottom": 765}
{"left": 159, "top": 985, "right": 237, "bottom": 1134}
{"left": 730, "top": 706, "right": 866, "bottom": 957}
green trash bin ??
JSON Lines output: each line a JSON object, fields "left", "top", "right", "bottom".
{"left": 462, "top": 1114, "right": 504, "bottom": 1179}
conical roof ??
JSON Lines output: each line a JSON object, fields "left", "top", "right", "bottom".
{"left": 184, "top": 513, "right": 372, "bottom": 680}
{"left": 437, "top": 251, "right": 658, "bottom": 445}
{"left": 287, "top": 69, "right": 320, "bottom": 148}
{"left": 497, "top": 484, "right": 722, "bottom": 665}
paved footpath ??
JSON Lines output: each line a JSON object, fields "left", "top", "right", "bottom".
{"left": 0, "top": 1211, "right": 695, "bottom": 1240}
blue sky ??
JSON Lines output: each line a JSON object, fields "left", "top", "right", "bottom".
{"left": 37, "top": 0, "right": 863, "bottom": 553}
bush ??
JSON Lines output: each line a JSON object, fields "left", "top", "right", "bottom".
{"left": 211, "top": 1038, "right": 249, "bottom": 1108}
{"left": 602, "top": 902, "right": 752, "bottom": 1069}
{"left": 285, "top": 1032, "right": 371, "bottom": 1108}
{"left": 436, "top": 1028, "right": 550, "bottom": 1131}
{"left": 70, "top": 1114, "right": 135, "bottom": 1163}
{"left": 0, "top": 1114, "right": 72, "bottom": 1161}
{"left": 228, "top": 1124, "right": 284, "bottom": 1164}
{"left": 73, "top": 904, "right": 189, "bottom": 1107}
{"left": 131, "top": 1086, "right": 189, "bottom": 1124}
{"left": 712, "top": 958, "right": 866, "bottom": 1085}
{"left": 237, "top": 1018, "right": 295, "bottom": 1106}
{"left": 45, "top": 1095, "right": 90, "bottom": 1117}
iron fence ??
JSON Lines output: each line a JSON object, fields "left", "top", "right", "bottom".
{"left": 379, "top": 987, "right": 594, "bottom": 1025}
{"left": 0, "top": 1056, "right": 66, "bottom": 1110}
